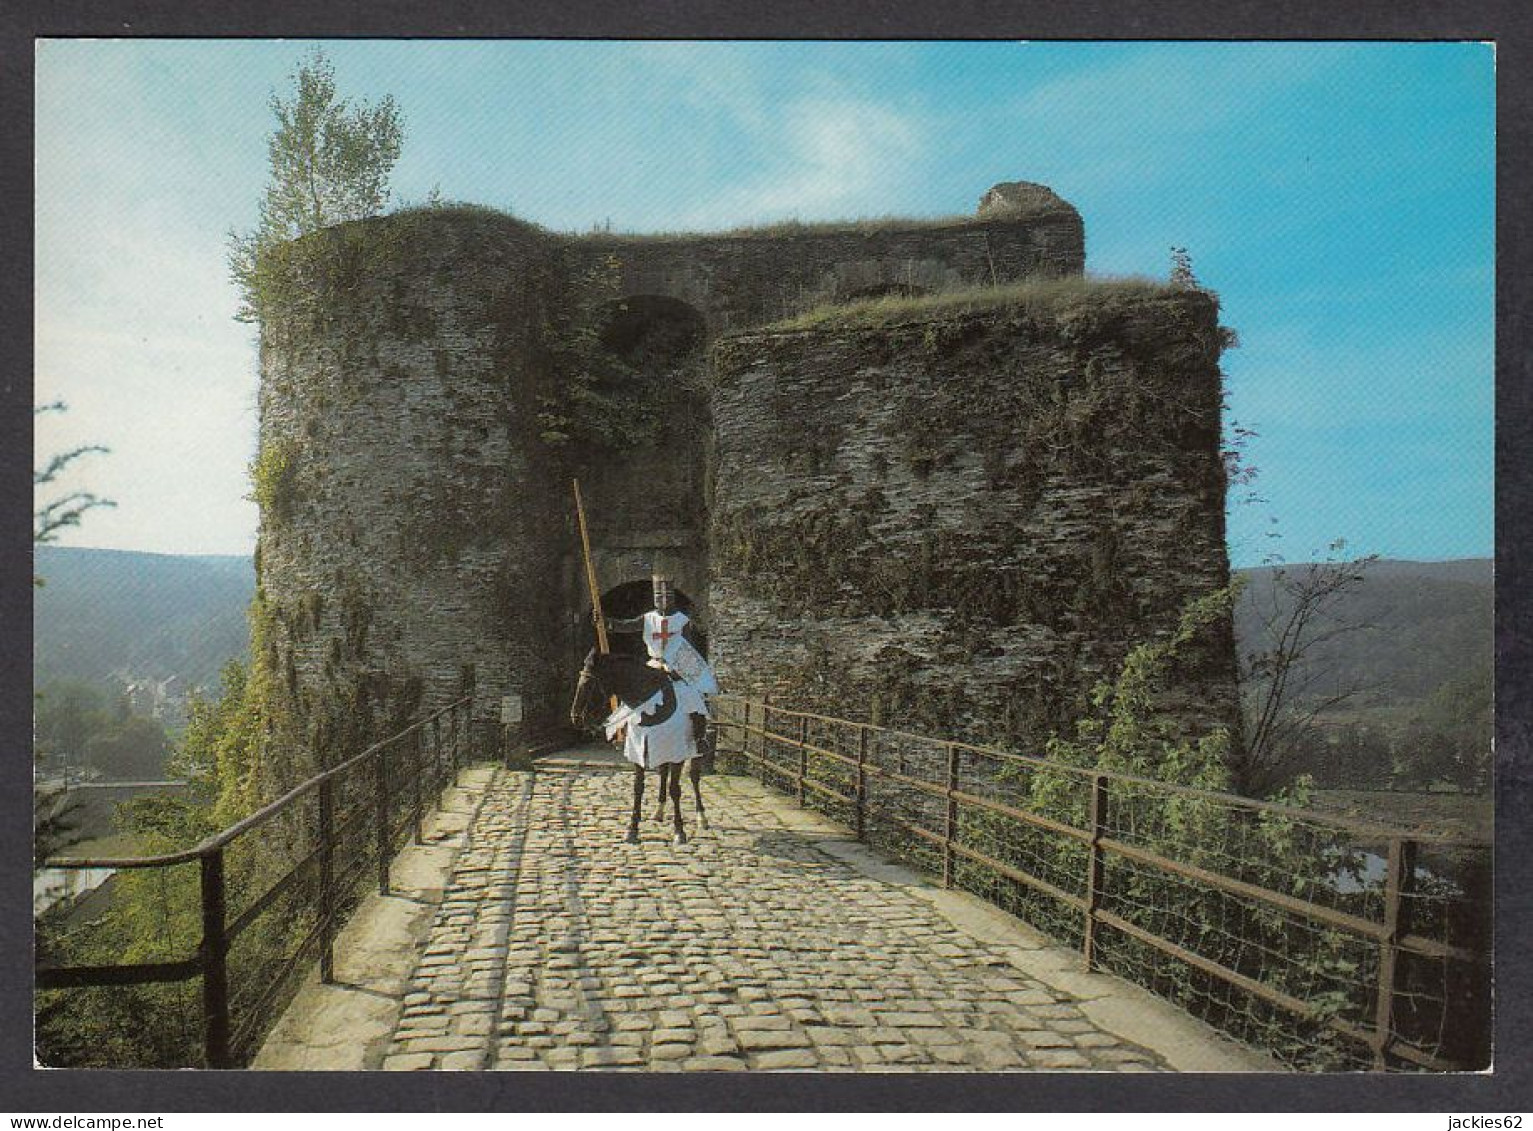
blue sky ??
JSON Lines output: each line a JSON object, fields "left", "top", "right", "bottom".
{"left": 34, "top": 40, "right": 1494, "bottom": 565}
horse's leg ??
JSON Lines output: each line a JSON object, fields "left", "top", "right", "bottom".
{"left": 653, "top": 762, "right": 669, "bottom": 822}
{"left": 627, "top": 764, "right": 644, "bottom": 844}
{"left": 669, "top": 763, "right": 687, "bottom": 845}
{"left": 689, "top": 757, "right": 709, "bottom": 830}
{"left": 689, "top": 715, "right": 711, "bottom": 829}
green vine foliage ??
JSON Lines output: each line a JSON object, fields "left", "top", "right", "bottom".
{"left": 1039, "top": 586, "right": 1237, "bottom": 787}
{"left": 969, "top": 587, "right": 1373, "bottom": 1069}
{"left": 536, "top": 253, "right": 701, "bottom": 452}
{"left": 247, "top": 437, "right": 302, "bottom": 526}
{"left": 537, "top": 254, "right": 627, "bottom": 448}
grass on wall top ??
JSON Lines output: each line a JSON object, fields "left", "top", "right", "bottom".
{"left": 757, "top": 275, "right": 1193, "bottom": 334}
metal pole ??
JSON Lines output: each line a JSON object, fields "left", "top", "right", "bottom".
{"left": 943, "top": 743, "right": 960, "bottom": 889}
{"left": 431, "top": 715, "right": 443, "bottom": 792}
{"left": 1374, "top": 836, "right": 1417, "bottom": 1069}
{"left": 318, "top": 777, "right": 335, "bottom": 984}
{"left": 1084, "top": 773, "right": 1109, "bottom": 970}
{"left": 375, "top": 741, "right": 391, "bottom": 896}
{"left": 199, "top": 848, "right": 232, "bottom": 1069}
{"left": 411, "top": 728, "right": 424, "bottom": 845}
{"left": 798, "top": 716, "right": 809, "bottom": 805}
{"left": 855, "top": 724, "right": 868, "bottom": 842}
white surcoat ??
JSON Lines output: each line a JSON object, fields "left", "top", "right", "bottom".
{"left": 641, "top": 610, "right": 719, "bottom": 697}
{"left": 604, "top": 677, "right": 710, "bottom": 769}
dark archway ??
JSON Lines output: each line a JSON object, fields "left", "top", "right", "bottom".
{"left": 598, "top": 294, "right": 708, "bottom": 370}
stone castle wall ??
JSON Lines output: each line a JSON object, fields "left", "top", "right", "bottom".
{"left": 255, "top": 184, "right": 1088, "bottom": 766}
{"left": 570, "top": 185, "right": 1083, "bottom": 333}
{"left": 255, "top": 212, "right": 570, "bottom": 760}
{"left": 707, "top": 283, "right": 1239, "bottom": 751}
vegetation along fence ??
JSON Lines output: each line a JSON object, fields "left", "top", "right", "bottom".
{"left": 36, "top": 696, "right": 474, "bottom": 1069}
{"left": 711, "top": 695, "right": 1491, "bottom": 1072}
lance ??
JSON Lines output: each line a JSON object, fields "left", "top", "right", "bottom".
{"left": 573, "top": 479, "right": 609, "bottom": 654}
{"left": 572, "top": 479, "right": 618, "bottom": 717}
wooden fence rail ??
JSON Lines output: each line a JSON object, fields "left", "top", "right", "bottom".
{"left": 711, "top": 694, "right": 1491, "bottom": 1072}
{"left": 36, "top": 695, "right": 475, "bottom": 1068}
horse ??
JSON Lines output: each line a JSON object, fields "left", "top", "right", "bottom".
{"left": 569, "top": 649, "right": 713, "bottom": 844}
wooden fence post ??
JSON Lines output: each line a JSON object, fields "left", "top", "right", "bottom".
{"left": 1083, "top": 773, "right": 1109, "bottom": 971}
{"left": 459, "top": 696, "right": 472, "bottom": 776}
{"left": 798, "top": 716, "right": 809, "bottom": 805}
{"left": 943, "top": 743, "right": 960, "bottom": 889}
{"left": 1374, "top": 837, "right": 1417, "bottom": 1069}
{"left": 199, "top": 848, "right": 232, "bottom": 1069}
{"left": 855, "top": 725, "right": 868, "bottom": 842}
{"left": 431, "top": 716, "right": 443, "bottom": 791}
{"left": 411, "top": 729, "right": 424, "bottom": 845}
{"left": 375, "top": 742, "right": 391, "bottom": 896}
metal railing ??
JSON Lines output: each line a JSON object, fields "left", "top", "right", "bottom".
{"left": 712, "top": 695, "right": 1492, "bottom": 1072}
{"left": 36, "top": 695, "right": 474, "bottom": 1068}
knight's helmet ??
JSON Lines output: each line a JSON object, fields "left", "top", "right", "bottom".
{"left": 651, "top": 572, "right": 675, "bottom": 615}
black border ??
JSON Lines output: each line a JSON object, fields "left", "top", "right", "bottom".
{"left": 3, "top": 0, "right": 1529, "bottom": 1113}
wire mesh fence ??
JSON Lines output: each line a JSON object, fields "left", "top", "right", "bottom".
{"left": 712, "top": 695, "right": 1491, "bottom": 1072}
{"left": 34, "top": 696, "right": 474, "bottom": 1068}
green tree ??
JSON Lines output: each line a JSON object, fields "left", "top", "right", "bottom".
{"left": 34, "top": 680, "right": 110, "bottom": 766}
{"left": 84, "top": 715, "right": 170, "bottom": 781}
{"left": 1234, "top": 544, "right": 1379, "bottom": 796}
{"left": 1393, "top": 660, "right": 1492, "bottom": 791}
{"left": 227, "top": 47, "right": 405, "bottom": 323}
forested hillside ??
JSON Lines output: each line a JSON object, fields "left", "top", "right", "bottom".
{"left": 32, "top": 547, "right": 1491, "bottom": 792}
{"left": 1234, "top": 558, "right": 1491, "bottom": 707}
{"left": 33, "top": 546, "right": 253, "bottom": 691}
{"left": 1233, "top": 558, "right": 1492, "bottom": 792}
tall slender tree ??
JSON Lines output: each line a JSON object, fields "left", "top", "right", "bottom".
{"left": 227, "top": 47, "right": 404, "bottom": 322}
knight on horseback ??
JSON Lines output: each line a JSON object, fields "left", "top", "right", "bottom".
{"left": 592, "top": 573, "right": 719, "bottom": 840}
{"left": 600, "top": 573, "right": 719, "bottom": 699}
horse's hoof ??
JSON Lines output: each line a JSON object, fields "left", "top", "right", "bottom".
{"left": 673, "top": 832, "right": 688, "bottom": 846}
{"left": 697, "top": 815, "right": 710, "bottom": 830}
{"left": 625, "top": 829, "right": 640, "bottom": 844}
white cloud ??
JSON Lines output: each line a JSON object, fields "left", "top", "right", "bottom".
{"left": 679, "top": 95, "right": 924, "bottom": 228}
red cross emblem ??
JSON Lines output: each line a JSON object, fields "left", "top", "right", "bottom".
{"left": 650, "top": 617, "right": 675, "bottom": 651}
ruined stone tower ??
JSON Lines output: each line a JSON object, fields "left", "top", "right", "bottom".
{"left": 253, "top": 180, "right": 1235, "bottom": 769}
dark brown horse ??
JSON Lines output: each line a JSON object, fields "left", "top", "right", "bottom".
{"left": 570, "top": 650, "right": 712, "bottom": 844}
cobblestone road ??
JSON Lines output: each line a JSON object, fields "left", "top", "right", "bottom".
{"left": 380, "top": 755, "right": 1173, "bottom": 1073}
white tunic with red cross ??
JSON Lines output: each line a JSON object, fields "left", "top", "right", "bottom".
{"left": 642, "top": 610, "right": 719, "bottom": 697}
{"left": 604, "top": 677, "right": 710, "bottom": 769}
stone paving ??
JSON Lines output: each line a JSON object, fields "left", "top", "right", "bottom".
{"left": 379, "top": 753, "right": 1181, "bottom": 1073}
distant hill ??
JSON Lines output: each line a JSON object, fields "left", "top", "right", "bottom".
{"left": 32, "top": 547, "right": 1491, "bottom": 722}
{"left": 33, "top": 546, "right": 254, "bottom": 692}
{"left": 1232, "top": 557, "right": 1492, "bottom": 709}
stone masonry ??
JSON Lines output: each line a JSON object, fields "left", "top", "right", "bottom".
{"left": 708, "top": 284, "right": 1238, "bottom": 751}
{"left": 256, "top": 749, "right": 1278, "bottom": 1073}
{"left": 255, "top": 183, "right": 1088, "bottom": 772}
{"left": 387, "top": 756, "right": 1163, "bottom": 1072}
